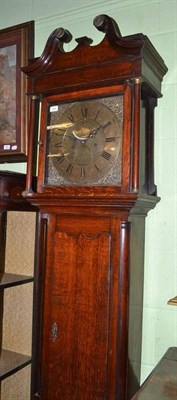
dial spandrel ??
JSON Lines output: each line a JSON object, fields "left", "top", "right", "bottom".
{"left": 45, "top": 95, "right": 123, "bottom": 186}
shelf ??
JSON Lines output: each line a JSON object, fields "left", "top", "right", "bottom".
{"left": 0, "top": 273, "right": 33, "bottom": 289}
{"left": 168, "top": 296, "right": 177, "bottom": 306}
{"left": 0, "top": 349, "right": 31, "bottom": 380}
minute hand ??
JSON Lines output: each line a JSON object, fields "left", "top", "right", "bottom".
{"left": 89, "top": 127, "right": 100, "bottom": 137}
{"left": 89, "top": 122, "right": 111, "bottom": 137}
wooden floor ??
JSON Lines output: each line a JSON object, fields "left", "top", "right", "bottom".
{"left": 132, "top": 347, "right": 177, "bottom": 400}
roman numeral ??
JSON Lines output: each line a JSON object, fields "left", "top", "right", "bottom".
{"left": 94, "top": 164, "right": 100, "bottom": 172}
{"left": 81, "top": 107, "right": 88, "bottom": 118}
{"left": 55, "top": 142, "right": 62, "bottom": 147}
{"left": 57, "top": 155, "right": 65, "bottom": 164}
{"left": 101, "top": 151, "right": 111, "bottom": 161}
{"left": 95, "top": 110, "right": 100, "bottom": 120}
{"left": 105, "top": 136, "right": 115, "bottom": 142}
{"left": 66, "top": 163, "right": 73, "bottom": 175}
{"left": 81, "top": 167, "right": 86, "bottom": 178}
{"left": 53, "top": 130, "right": 64, "bottom": 136}
{"left": 67, "top": 113, "right": 75, "bottom": 122}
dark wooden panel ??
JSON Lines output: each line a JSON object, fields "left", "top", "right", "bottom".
{"left": 41, "top": 218, "right": 112, "bottom": 399}
{"left": 31, "top": 214, "right": 47, "bottom": 398}
{"left": 0, "top": 211, "right": 6, "bottom": 352}
{"left": 0, "top": 211, "right": 6, "bottom": 273}
{"left": 0, "top": 171, "right": 37, "bottom": 211}
{"left": 23, "top": 15, "right": 167, "bottom": 98}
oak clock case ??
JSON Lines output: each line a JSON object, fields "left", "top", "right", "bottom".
{"left": 22, "top": 14, "right": 168, "bottom": 400}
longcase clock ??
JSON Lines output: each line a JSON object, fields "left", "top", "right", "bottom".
{"left": 22, "top": 15, "right": 167, "bottom": 400}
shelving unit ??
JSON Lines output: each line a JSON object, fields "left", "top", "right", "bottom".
{"left": 0, "top": 171, "right": 37, "bottom": 399}
{"left": 0, "top": 274, "right": 33, "bottom": 383}
{"left": 0, "top": 273, "right": 33, "bottom": 289}
{"left": 0, "top": 349, "right": 31, "bottom": 381}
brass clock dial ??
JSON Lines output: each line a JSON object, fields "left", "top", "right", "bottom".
{"left": 45, "top": 96, "right": 123, "bottom": 185}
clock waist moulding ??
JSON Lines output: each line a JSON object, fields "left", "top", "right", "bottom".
{"left": 22, "top": 15, "right": 167, "bottom": 400}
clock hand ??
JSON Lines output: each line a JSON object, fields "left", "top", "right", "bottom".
{"left": 89, "top": 126, "right": 101, "bottom": 137}
{"left": 72, "top": 127, "right": 100, "bottom": 143}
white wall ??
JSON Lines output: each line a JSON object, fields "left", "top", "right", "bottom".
{"left": 0, "top": 0, "right": 177, "bottom": 384}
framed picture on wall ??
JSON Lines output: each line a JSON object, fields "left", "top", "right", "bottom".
{"left": 0, "top": 21, "right": 34, "bottom": 162}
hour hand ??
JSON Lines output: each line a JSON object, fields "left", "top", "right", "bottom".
{"left": 89, "top": 127, "right": 100, "bottom": 137}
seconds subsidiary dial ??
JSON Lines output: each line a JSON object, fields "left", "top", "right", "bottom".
{"left": 45, "top": 96, "right": 123, "bottom": 185}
